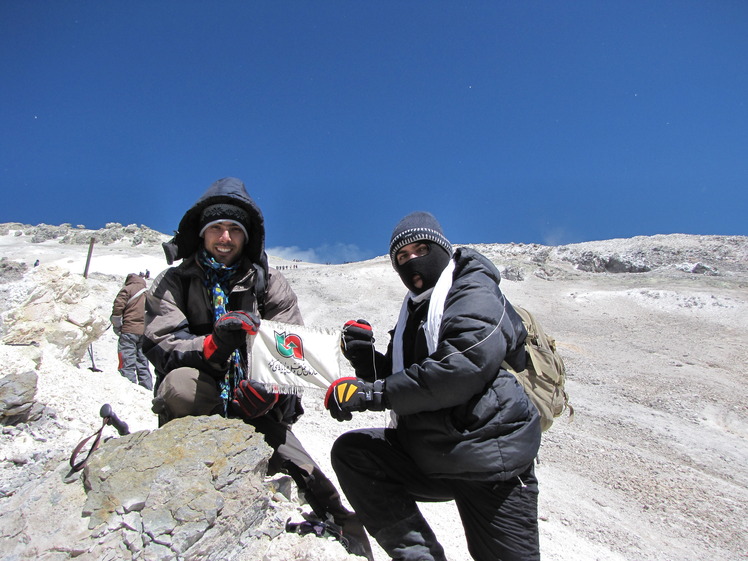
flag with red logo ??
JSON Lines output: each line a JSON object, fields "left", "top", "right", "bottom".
{"left": 248, "top": 320, "right": 342, "bottom": 393}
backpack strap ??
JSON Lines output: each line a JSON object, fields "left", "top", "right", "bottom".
{"left": 126, "top": 287, "right": 147, "bottom": 306}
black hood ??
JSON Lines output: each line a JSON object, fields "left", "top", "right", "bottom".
{"left": 162, "top": 177, "right": 268, "bottom": 275}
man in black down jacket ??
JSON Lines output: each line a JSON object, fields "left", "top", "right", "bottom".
{"left": 325, "top": 211, "right": 541, "bottom": 561}
{"left": 144, "top": 177, "right": 372, "bottom": 559}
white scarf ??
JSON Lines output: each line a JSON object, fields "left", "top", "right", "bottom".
{"left": 392, "top": 259, "right": 456, "bottom": 372}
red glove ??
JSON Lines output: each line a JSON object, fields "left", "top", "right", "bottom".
{"left": 231, "top": 379, "right": 279, "bottom": 420}
{"left": 204, "top": 310, "right": 260, "bottom": 363}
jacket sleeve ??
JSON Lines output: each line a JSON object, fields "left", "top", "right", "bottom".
{"left": 111, "top": 286, "right": 129, "bottom": 317}
{"left": 384, "top": 264, "right": 526, "bottom": 416}
{"left": 143, "top": 270, "right": 212, "bottom": 375}
{"left": 262, "top": 268, "right": 304, "bottom": 326}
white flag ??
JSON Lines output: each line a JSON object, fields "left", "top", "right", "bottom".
{"left": 248, "top": 320, "right": 342, "bottom": 393}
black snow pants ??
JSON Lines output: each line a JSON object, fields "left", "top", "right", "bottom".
{"left": 249, "top": 414, "right": 373, "bottom": 560}
{"left": 331, "top": 427, "right": 539, "bottom": 561}
{"left": 152, "top": 368, "right": 372, "bottom": 559}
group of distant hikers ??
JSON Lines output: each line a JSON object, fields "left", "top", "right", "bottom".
{"left": 106, "top": 177, "right": 570, "bottom": 561}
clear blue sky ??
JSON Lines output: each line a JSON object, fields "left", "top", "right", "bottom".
{"left": 2, "top": 2, "right": 746, "bottom": 263}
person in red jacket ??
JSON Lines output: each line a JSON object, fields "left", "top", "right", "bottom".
{"left": 111, "top": 273, "right": 152, "bottom": 390}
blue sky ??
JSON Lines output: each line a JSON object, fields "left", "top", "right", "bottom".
{"left": 2, "top": 1, "right": 746, "bottom": 263}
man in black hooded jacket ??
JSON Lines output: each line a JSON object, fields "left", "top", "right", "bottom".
{"left": 325, "top": 211, "right": 541, "bottom": 561}
{"left": 143, "top": 177, "right": 372, "bottom": 559}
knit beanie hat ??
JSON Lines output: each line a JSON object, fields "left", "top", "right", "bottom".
{"left": 389, "top": 211, "right": 453, "bottom": 267}
{"left": 198, "top": 204, "right": 251, "bottom": 239}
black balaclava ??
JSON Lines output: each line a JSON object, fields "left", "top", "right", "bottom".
{"left": 389, "top": 211, "right": 453, "bottom": 294}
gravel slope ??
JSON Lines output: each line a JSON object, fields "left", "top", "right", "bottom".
{"left": 1, "top": 225, "right": 746, "bottom": 560}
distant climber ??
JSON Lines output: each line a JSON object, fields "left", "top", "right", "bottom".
{"left": 111, "top": 273, "right": 152, "bottom": 390}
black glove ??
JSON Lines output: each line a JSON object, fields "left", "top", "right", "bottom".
{"left": 203, "top": 310, "right": 260, "bottom": 364}
{"left": 324, "top": 377, "right": 386, "bottom": 422}
{"left": 340, "top": 319, "right": 375, "bottom": 363}
{"left": 231, "top": 379, "right": 279, "bottom": 420}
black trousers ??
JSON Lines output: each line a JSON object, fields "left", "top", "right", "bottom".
{"left": 154, "top": 368, "right": 341, "bottom": 516}
{"left": 153, "top": 368, "right": 373, "bottom": 557}
{"left": 252, "top": 415, "right": 375, "bottom": 560}
{"left": 250, "top": 414, "right": 350, "bottom": 522}
{"left": 331, "top": 428, "right": 540, "bottom": 561}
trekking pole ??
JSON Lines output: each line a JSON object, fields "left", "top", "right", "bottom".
{"left": 99, "top": 403, "right": 130, "bottom": 436}
{"left": 87, "top": 323, "right": 111, "bottom": 372}
{"left": 88, "top": 344, "right": 102, "bottom": 372}
{"left": 68, "top": 404, "right": 130, "bottom": 474}
{"left": 83, "top": 236, "right": 95, "bottom": 278}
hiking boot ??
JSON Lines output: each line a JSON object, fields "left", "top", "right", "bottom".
{"left": 286, "top": 515, "right": 372, "bottom": 559}
{"left": 339, "top": 513, "right": 374, "bottom": 560}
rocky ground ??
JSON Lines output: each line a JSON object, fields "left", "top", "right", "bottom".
{"left": 0, "top": 224, "right": 746, "bottom": 560}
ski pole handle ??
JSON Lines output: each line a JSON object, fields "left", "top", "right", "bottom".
{"left": 100, "top": 403, "right": 130, "bottom": 436}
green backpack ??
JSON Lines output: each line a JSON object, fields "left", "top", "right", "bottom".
{"left": 503, "top": 305, "right": 573, "bottom": 432}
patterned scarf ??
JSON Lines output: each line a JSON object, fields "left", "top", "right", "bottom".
{"left": 198, "top": 248, "right": 245, "bottom": 415}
